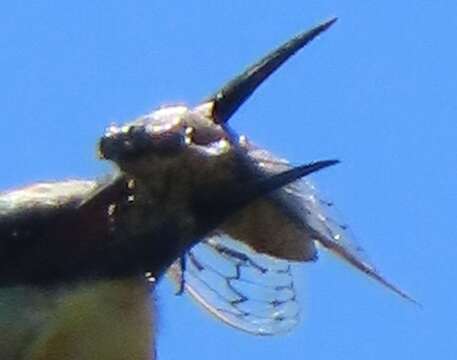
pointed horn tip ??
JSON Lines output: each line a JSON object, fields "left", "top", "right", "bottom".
{"left": 321, "top": 17, "right": 338, "bottom": 30}
{"left": 388, "top": 289, "right": 421, "bottom": 308}
{"left": 294, "top": 159, "right": 340, "bottom": 177}
{"left": 306, "top": 17, "right": 338, "bottom": 39}
{"left": 313, "top": 159, "right": 340, "bottom": 169}
{"left": 396, "top": 290, "right": 422, "bottom": 308}
{"left": 408, "top": 296, "right": 423, "bottom": 308}
{"left": 290, "top": 159, "right": 340, "bottom": 181}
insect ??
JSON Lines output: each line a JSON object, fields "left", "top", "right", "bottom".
{"left": 0, "top": 17, "right": 415, "bottom": 359}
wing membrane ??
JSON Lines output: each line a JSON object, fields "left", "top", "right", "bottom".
{"left": 167, "top": 144, "right": 415, "bottom": 335}
{"left": 168, "top": 235, "right": 299, "bottom": 335}
{"left": 248, "top": 146, "right": 416, "bottom": 303}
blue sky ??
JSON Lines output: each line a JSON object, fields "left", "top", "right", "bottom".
{"left": 1, "top": 1, "right": 455, "bottom": 359}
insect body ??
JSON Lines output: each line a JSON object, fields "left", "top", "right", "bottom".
{"left": 0, "top": 17, "right": 414, "bottom": 359}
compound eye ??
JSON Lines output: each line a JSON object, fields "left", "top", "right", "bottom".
{"left": 99, "top": 124, "right": 185, "bottom": 162}
{"left": 98, "top": 125, "right": 128, "bottom": 161}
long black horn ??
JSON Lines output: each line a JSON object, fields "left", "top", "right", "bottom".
{"left": 206, "top": 17, "right": 337, "bottom": 124}
{"left": 194, "top": 159, "right": 340, "bottom": 228}
{"left": 231, "top": 159, "right": 340, "bottom": 209}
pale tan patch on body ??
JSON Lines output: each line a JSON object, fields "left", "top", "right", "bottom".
{"left": 222, "top": 197, "right": 317, "bottom": 262}
{"left": 0, "top": 278, "right": 154, "bottom": 360}
{"left": 0, "top": 180, "right": 96, "bottom": 215}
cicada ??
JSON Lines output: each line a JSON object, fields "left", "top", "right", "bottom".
{"left": 0, "top": 18, "right": 414, "bottom": 360}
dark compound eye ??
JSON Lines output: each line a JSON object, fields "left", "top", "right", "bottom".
{"left": 99, "top": 124, "right": 185, "bottom": 162}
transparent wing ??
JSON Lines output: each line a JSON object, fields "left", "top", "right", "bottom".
{"left": 248, "top": 146, "right": 416, "bottom": 303}
{"left": 246, "top": 147, "right": 368, "bottom": 257}
{"left": 167, "top": 234, "right": 300, "bottom": 335}
{"left": 166, "top": 144, "right": 415, "bottom": 334}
